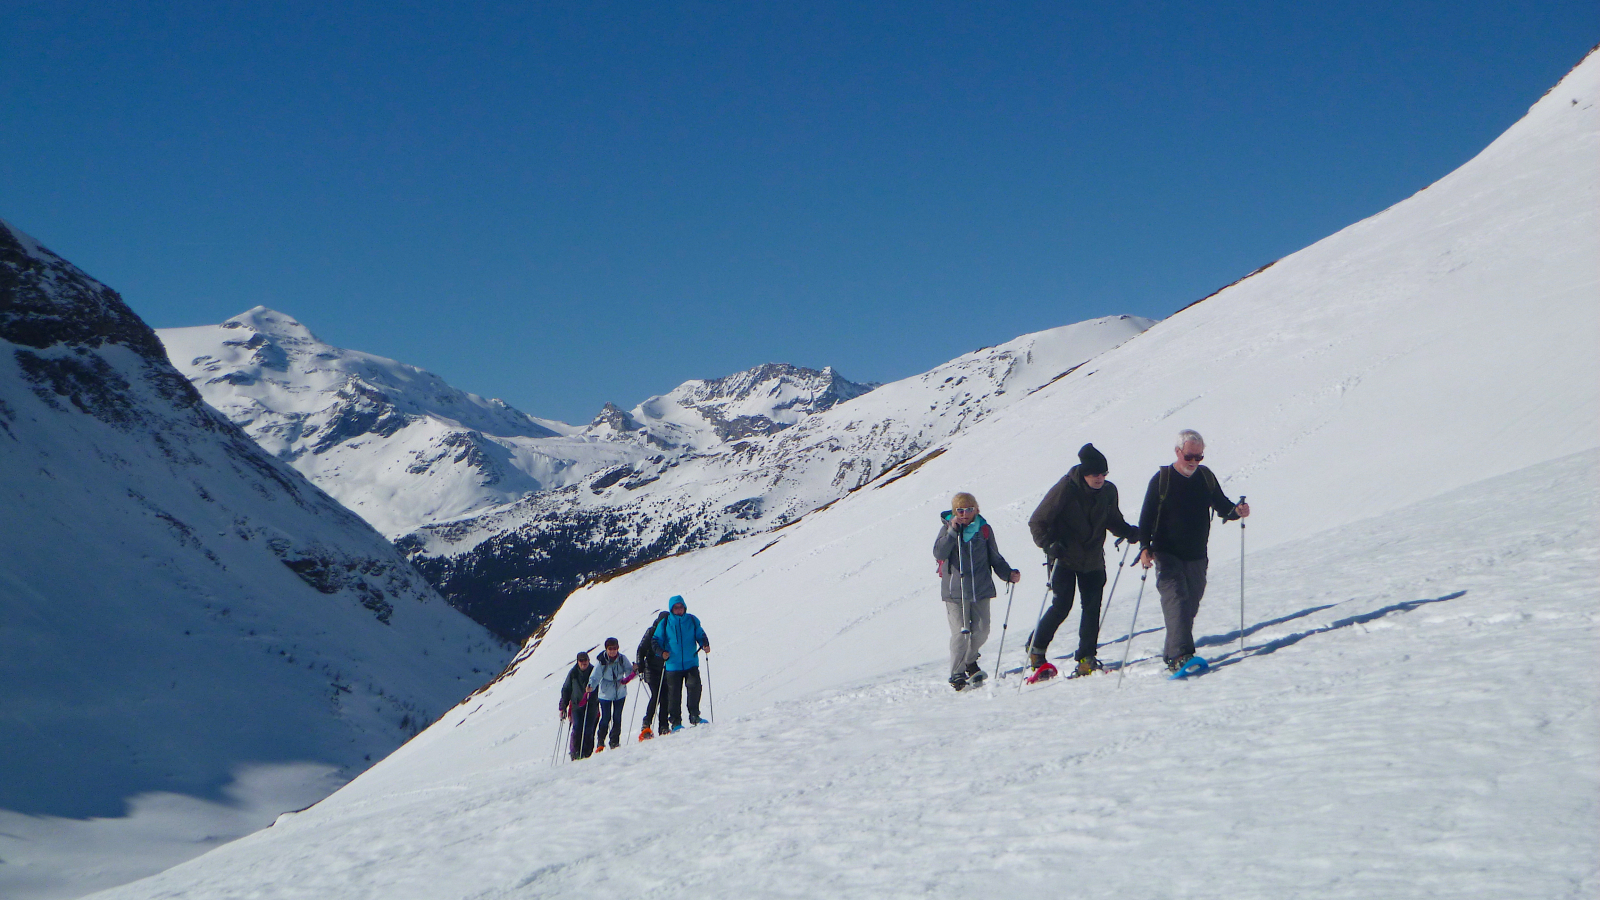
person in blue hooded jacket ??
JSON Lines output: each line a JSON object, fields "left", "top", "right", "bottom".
{"left": 651, "top": 595, "right": 710, "bottom": 730}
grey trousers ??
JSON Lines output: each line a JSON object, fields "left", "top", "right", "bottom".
{"left": 1155, "top": 553, "right": 1208, "bottom": 662}
{"left": 945, "top": 597, "right": 992, "bottom": 677}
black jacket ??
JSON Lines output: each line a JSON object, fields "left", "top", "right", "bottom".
{"left": 558, "top": 662, "right": 593, "bottom": 714}
{"left": 1027, "top": 465, "right": 1139, "bottom": 571}
{"left": 636, "top": 612, "right": 668, "bottom": 673}
{"left": 1136, "top": 465, "right": 1239, "bottom": 562}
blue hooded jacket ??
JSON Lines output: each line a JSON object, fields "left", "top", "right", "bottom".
{"left": 652, "top": 597, "right": 709, "bottom": 672}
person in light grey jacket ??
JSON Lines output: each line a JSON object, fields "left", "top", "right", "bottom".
{"left": 588, "top": 637, "right": 634, "bottom": 751}
{"left": 933, "top": 492, "right": 1020, "bottom": 690}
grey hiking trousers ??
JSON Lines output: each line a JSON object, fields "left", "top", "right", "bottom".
{"left": 1154, "top": 552, "right": 1208, "bottom": 662}
{"left": 945, "top": 597, "right": 991, "bottom": 677}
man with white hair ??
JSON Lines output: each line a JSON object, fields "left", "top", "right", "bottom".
{"left": 1137, "top": 430, "right": 1251, "bottom": 671}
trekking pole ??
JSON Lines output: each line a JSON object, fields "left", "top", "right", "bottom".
{"left": 1029, "top": 559, "right": 1055, "bottom": 654}
{"left": 1238, "top": 496, "right": 1247, "bottom": 658}
{"left": 620, "top": 675, "right": 633, "bottom": 739}
{"left": 1098, "top": 539, "right": 1133, "bottom": 632}
{"left": 554, "top": 717, "right": 573, "bottom": 766}
{"left": 551, "top": 716, "right": 564, "bottom": 767}
{"left": 958, "top": 536, "right": 971, "bottom": 635}
{"left": 1117, "top": 563, "right": 1150, "bottom": 688}
{"left": 994, "top": 581, "right": 1016, "bottom": 678}
{"left": 703, "top": 653, "right": 714, "bottom": 724}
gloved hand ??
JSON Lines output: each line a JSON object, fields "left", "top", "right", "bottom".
{"left": 1047, "top": 541, "right": 1066, "bottom": 561}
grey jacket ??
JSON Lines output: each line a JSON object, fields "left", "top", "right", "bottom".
{"left": 932, "top": 512, "right": 1016, "bottom": 603}
{"left": 588, "top": 651, "right": 633, "bottom": 701}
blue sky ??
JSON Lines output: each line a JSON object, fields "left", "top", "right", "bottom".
{"left": 3, "top": 2, "right": 1594, "bottom": 425}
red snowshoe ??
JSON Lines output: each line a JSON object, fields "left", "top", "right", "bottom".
{"left": 1025, "top": 661, "right": 1059, "bottom": 684}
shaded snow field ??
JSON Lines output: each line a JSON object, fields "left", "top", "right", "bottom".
{"left": 0, "top": 764, "right": 341, "bottom": 900}
{"left": 94, "top": 450, "right": 1599, "bottom": 899}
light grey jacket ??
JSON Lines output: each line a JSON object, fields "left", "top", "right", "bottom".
{"left": 588, "top": 651, "right": 633, "bottom": 701}
{"left": 932, "top": 512, "right": 1016, "bottom": 603}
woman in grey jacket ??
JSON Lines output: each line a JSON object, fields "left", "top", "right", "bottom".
{"left": 933, "top": 492, "right": 1021, "bottom": 690}
{"left": 588, "top": 638, "right": 634, "bottom": 751}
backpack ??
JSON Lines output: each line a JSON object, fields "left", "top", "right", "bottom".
{"left": 637, "top": 611, "right": 669, "bottom": 662}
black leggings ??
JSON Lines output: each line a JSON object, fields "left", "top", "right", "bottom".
{"left": 640, "top": 662, "right": 669, "bottom": 732}
{"left": 1029, "top": 567, "right": 1108, "bottom": 660}
{"left": 661, "top": 666, "right": 702, "bottom": 727}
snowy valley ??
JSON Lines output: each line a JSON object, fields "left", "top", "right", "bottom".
{"left": 86, "top": 42, "right": 1600, "bottom": 900}
{"left": 0, "top": 223, "right": 509, "bottom": 900}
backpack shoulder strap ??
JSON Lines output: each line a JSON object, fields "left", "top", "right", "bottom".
{"left": 1149, "top": 466, "right": 1171, "bottom": 551}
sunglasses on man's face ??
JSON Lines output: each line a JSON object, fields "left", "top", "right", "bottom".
{"left": 1183, "top": 453, "right": 1204, "bottom": 462}
{"left": 953, "top": 507, "right": 976, "bottom": 514}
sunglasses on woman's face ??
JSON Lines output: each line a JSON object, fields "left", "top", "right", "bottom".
{"left": 953, "top": 507, "right": 976, "bottom": 514}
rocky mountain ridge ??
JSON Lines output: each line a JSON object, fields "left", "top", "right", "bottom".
{"left": 161, "top": 314, "right": 878, "bottom": 537}
{"left": 399, "top": 315, "right": 1153, "bottom": 640}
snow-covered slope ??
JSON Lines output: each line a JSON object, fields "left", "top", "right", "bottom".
{"left": 91, "top": 50, "right": 1599, "bottom": 900}
{"left": 159, "top": 309, "right": 644, "bottom": 536}
{"left": 400, "top": 315, "right": 1152, "bottom": 640}
{"left": 0, "top": 225, "right": 510, "bottom": 899}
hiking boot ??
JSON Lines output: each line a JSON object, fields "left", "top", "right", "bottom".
{"left": 948, "top": 671, "right": 969, "bottom": 691}
{"left": 1027, "top": 651, "right": 1047, "bottom": 670}
{"left": 638, "top": 726, "right": 654, "bottom": 742}
{"left": 1165, "top": 654, "right": 1193, "bottom": 673}
{"left": 594, "top": 744, "right": 604, "bottom": 754}
{"left": 689, "top": 714, "right": 701, "bottom": 726}
{"left": 1075, "top": 657, "right": 1103, "bottom": 677}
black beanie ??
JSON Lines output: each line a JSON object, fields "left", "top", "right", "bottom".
{"left": 1078, "top": 443, "right": 1108, "bottom": 475}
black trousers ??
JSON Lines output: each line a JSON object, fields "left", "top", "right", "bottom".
{"left": 661, "top": 666, "right": 702, "bottom": 728}
{"left": 1029, "top": 566, "right": 1109, "bottom": 660}
{"left": 568, "top": 698, "right": 599, "bottom": 759}
{"left": 640, "top": 662, "right": 669, "bottom": 732}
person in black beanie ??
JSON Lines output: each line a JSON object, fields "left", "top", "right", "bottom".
{"left": 1025, "top": 442, "right": 1140, "bottom": 678}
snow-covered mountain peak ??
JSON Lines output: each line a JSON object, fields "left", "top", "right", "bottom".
{"left": 585, "top": 361, "right": 880, "bottom": 450}
{"left": 220, "top": 304, "right": 319, "bottom": 342}
{"left": 159, "top": 312, "right": 641, "bottom": 536}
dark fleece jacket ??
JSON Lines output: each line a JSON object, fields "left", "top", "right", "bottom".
{"left": 1027, "top": 465, "right": 1139, "bottom": 571}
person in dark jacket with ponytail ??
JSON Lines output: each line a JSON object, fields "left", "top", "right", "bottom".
{"left": 557, "top": 651, "right": 599, "bottom": 760}
{"left": 1025, "top": 443, "right": 1140, "bottom": 677}
{"left": 933, "top": 492, "right": 1021, "bottom": 690}
{"left": 634, "top": 610, "right": 670, "bottom": 741}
